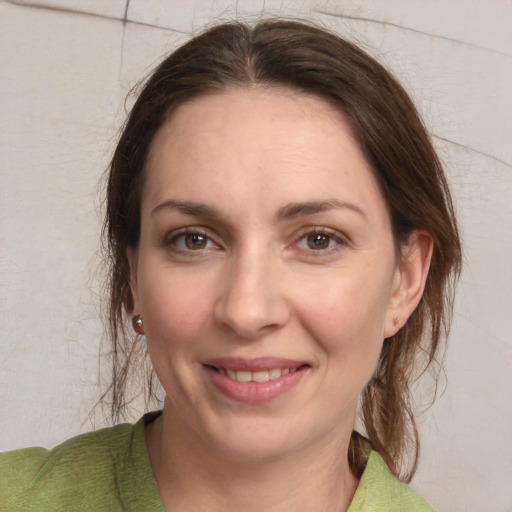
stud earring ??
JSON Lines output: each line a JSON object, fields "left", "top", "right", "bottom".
{"left": 393, "top": 316, "right": 400, "bottom": 328}
{"left": 132, "top": 315, "right": 144, "bottom": 334}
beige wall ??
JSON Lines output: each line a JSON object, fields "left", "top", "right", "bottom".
{"left": 1, "top": 1, "right": 511, "bottom": 510}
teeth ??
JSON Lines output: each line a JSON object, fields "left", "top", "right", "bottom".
{"left": 268, "top": 368, "right": 282, "bottom": 379}
{"left": 220, "top": 367, "right": 298, "bottom": 383}
{"left": 236, "top": 371, "right": 252, "bottom": 382}
{"left": 252, "top": 370, "right": 269, "bottom": 383}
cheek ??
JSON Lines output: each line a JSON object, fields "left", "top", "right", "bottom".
{"left": 297, "top": 272, "right": 390, "bottom": 381}
{"left": 137, "top": 265, "right": 213, "bottom": 366}
{"left": 138, "top": 273, "right": 212, "bottom": 408}
{"left": 303, "top": 272, "right": 390, "bottom": 342}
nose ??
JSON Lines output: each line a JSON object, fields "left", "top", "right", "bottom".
{"left": 214, "top": 249, "right": 290, "bottom": 340}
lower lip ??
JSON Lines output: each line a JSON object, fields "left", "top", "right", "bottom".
{"left": 204, "top": 366, "right": 308, "bottom": 404}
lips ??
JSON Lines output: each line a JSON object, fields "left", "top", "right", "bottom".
{"left": 203, "top": 357, "right": 310, "bottom": 403}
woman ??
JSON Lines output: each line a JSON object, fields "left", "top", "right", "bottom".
{"left": 0, "top": 20, "right": 461, "bottom": 511}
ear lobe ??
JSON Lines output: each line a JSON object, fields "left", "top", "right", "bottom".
{"left": 126, "top": 246, "right": 141, "bottom": 315}
{"left": 384, "top": 230, "right": 433, "bottom": 338}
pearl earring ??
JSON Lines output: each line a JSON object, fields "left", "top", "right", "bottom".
{"left": 132, "top": 315, "right": 144, "bottom": 334}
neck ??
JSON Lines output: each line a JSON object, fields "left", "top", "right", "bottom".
{"left": 145, "top": 402, "right": 359, "bottom": 512}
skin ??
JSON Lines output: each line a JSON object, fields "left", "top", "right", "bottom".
{"left": 128, "top": 87, "right": 432, "bottom": 511}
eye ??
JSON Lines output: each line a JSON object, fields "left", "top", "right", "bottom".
{"left": 165, "top": 228, "right": 218, "bottom": 252}
{"left": 305, "top": 233, "right": 336, "bottom": 250}
{"left": 181, "top": 233, "right": 209, "bottom": 250}
{"left": 295, "top": 228, "right": 345, "bottom": 252}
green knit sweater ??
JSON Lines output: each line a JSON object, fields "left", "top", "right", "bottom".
{"left": 0, "top": 413, "right": 435, "bottom": 511}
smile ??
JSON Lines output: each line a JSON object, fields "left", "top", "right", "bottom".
{"left": 203, "top": 358, "right": 310, "bottom": 403}
{"left": 213, "top": 367, "right": 300, "bottom": 383}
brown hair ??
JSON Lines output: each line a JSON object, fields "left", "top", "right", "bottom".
{"left": 103, "top": 20, "right": 461, "bottom": 482}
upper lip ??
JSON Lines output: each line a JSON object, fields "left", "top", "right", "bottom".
{"left": 202, "top": 357, "right": 309, "bottom": 371}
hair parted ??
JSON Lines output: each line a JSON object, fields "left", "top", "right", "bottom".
{"left": 103, "top": 19, "right": 461, "bottom": 482}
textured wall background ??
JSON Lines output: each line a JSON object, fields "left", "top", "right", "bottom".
{"left": 1, "top": 1, "right": 511, "bottom": 510}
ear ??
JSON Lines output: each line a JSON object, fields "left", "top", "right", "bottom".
{"left": 126, "top": 245, "right": 141, "bottom": 316}
{"left": 384, "top": 230, "right": 433, "bottom": 338}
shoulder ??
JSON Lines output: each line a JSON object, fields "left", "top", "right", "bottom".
{"left": 0, "top": 414, "right": 162, "bottom": 511}
{"left": 349, "top": 450, "right": 436, "bottom": 512}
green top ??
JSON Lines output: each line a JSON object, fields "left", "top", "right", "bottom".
{"left": 0, "top": 413, "right": 435, "bottom": 511}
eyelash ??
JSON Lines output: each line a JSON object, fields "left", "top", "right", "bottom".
{"left": 293, "top": 227, "right": 347, "bottom": 254}
{"left": 163, "top": 227, "right": 220, "bottom": 254}
{"left": 162, "top": 226, "right": 347, "bottom": 256}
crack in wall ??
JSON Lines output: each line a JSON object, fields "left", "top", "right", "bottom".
{"left": 3, "top": 0, "right": 124, "bottom": 22}
{"left": 2, "top": 0, "right": 190, "bottom": 34}
{"left": 123, "top": 18, "right": 190, "bottom": 35}
{"left": 3, "top": 0, "right": 509, "bottom": 167}
{"left": 6, "top": 1, "right": 508, "bottom": 57}
{"left": 432, "top": 135, "right": 510, "bottom": 167}
{"left": 118, "top": 0, "right": 129, "bottom": 85}
{"left": 314, "top": 9, "right": 510, "bottom": 57}
{"left": 123, "top": 0, "right": 129, "bottom": 23}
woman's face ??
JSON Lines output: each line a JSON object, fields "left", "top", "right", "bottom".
{"left": 129, "top": 88, "right": 404, "bottom": 461}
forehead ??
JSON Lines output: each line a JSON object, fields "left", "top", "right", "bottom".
{"left": 152, "top": 87, "right": 356, "bottom": 152}
{"left": 143, "top": 87, "right": 386, "bottom": 221}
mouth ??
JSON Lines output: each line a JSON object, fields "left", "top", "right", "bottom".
{"left": 207, "top": 365, "right": 309, "bottom": 383}
{"left": 202, "top": 358, "right": 311, "bottom": 403}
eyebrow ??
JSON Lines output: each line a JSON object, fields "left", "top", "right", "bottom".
{"left": 277, "top": 199, "right": 367, "bottom": 221}
{"left": 152, "top": 199, "right": 222, "bottom": 218}
{"left": 151, "top": 198, "right": 367, "bottom": 221}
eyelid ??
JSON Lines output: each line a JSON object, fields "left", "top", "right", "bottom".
{"left": 162, "top": 224, "right": 349, "bottom": 254}
{"left": 292, "top": 226, "right": 349, "bottom": 253}
{"left": 163, "top": 226, "right": 222, "bottom": 252}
